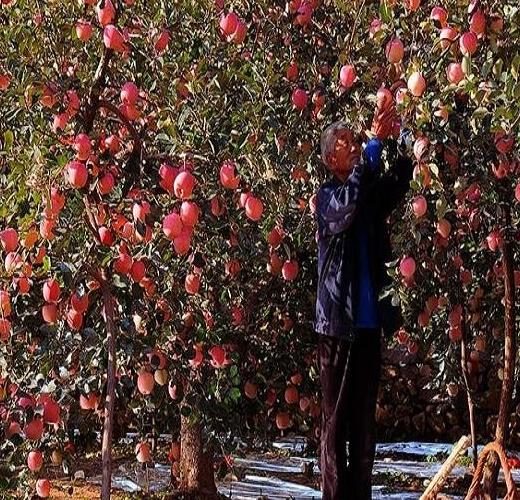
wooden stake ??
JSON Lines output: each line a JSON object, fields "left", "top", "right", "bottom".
{"left": 420, "top": 435, "right": 472, "bottom": 500}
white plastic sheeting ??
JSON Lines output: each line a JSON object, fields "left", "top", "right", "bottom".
{"left": 85, "top": 438, "right": 519, "bottom": 497}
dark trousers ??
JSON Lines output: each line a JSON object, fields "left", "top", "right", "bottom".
{"left": 319, "top": 329, "right": 382, "bottom": 500}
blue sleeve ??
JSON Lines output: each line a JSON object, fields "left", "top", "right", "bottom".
{"left": 316, "top": 163, "right": 365, "bottom": 236}
{"left": 371, "top": 153, "right": 414, "bottom": 218}
{"left": 363, "top": 138, "right": 383, "bottom": 173}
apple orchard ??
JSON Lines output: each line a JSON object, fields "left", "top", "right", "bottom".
{"left": 0, "top": 0, "right": 519, "bottom": 498}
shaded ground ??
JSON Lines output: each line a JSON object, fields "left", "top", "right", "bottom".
{"left": 4, "top": 438, "right": 519, "bottom": 498}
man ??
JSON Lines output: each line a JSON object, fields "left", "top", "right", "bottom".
{"left": 315, "top": 96, "right": 414, "bottom": 499}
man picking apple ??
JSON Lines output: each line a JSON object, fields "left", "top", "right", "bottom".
{"left": 315, "top": 90, "right": 414, "bottom": 499}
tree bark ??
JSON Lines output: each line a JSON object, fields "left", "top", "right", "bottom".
{"left": 179, "top": 413, "right": 218, "bottom": 499}
{"left": 101, "top": 283, "right": 117, "bottom": 500}
{"left": 460, "top": 311, "right": 478, "bottom": 468}
{"left": 482, "top": 204, "right": 517, "bottom": 500}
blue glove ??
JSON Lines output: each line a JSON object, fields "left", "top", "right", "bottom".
{"left": 363, "top": 138, "right": 383, "bottom": 173}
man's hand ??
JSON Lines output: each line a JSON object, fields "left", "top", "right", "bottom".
{"left": 371, "top": 105, "right": 397, "bottom": 140}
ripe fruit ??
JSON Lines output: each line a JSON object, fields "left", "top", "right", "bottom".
{"left": 494, "top": 129, "right": 514, "bottom": 154}
{"left": 97, "top": 0, "right": 115, "bottom": 25}
{"left": 284, "top": 385, "right": 299, "bottom": 405}
{"left": 437, "top": 218, "right": 451, "bottom": 239}
{"left": 286, "top": 61, "right": 298, "bottom": 81}
{"left": 74, "top": 134, "right": 91, "bottom": 161}
{"left": 385, "top": 38, "right": 404, "bottom": 63}
{"left": 219, "top": 12, "right": 238, "bottom": 36}
{"left": 155, "top": 29, "right": 170, "bottom": 54}
{"left": 411, "top": 195, "right": 427, "bottom": 217}
{"left": 440, "top": 27, "right": 457, "bottom": 49}
{"left": 132, "top": 201, "right": 150, "bottom": 222}
{"left": 173, "top": 230, "right": 192, "bottom": 255}
{"left": 376, "top": 87, "right": 393, "bottom": 110}
{"left": 114, "top": 252, "right": 133, "bottom": 275}
{"left": 105, "top": 134, "right": 120, "bottom": 154}
{"left": 275, "top": 411, "right": 291, "bottom": 430}
{"left": 42, "top": 397, "right": 60, "bottom": 424}
{"left": 0, "top": 73, "right": 11, "bottom": 90}
{"left": 66, "top": 308, "right": 83, "bottom": 330}
{"left": 267, "top": 226, "right": 284, "bottom": 248}
{"left": 459, "top": 32, "right": 478, "bottom": 56}
{"left": 130, "top": 260, "right": 146, "bottom": 282}
{"left": 407, "top": 72, "right": 426, "bottom": 97}
{"left": 79, "top": 393, "right": 99, "bottom": 410}
{"left": 42, "top": 303, "right": 57, "bottom": 324}
{"left": 36, "top": 479, "right": 51, "bottom": 498}
{"left": 0, "top": 228, "right": 19, "bottom": 252}
{"left": 430, "top": 6, "right": 448, "bottom": 27}
{"left": 486, "top": 230, "right": 502, "bottom": 251}
{"left": 470, "top": 10, "right": 486, "bottom": 35}
{"left": 0, "top": 318, "right": 11, "bottom": 341}
{"left": 268, "top": 252, "right": 283, "bottom": 275}
{"left": 159, "top": 163, "right": 178, "bottom": 192}
{"left": 180, "top": 201, "right": 200, "bottom": 227}
{"left": 173, "top": 171, "right": 196, "bottom": 199}
{"left": 399, "top": 256, "right": 416, "bottom": 277}
{"left": 71, "top": 291, "right": 89, "bottom": 313}
{"left": 209, "top": 346, "right": 228, "bottom": 368}
{"left": 27, "top": 450, "right": 43, "bottom": 471}
{"left": 446, "top": 63, "right": 464, "bottom": 84}
{"left": 185, "top": 273, "right": 200, "bottom": 294}
{"left": 98, "top": 226, "right": 114, "bottom": 246}
{"left": 245, "top": 196, "right": 263, "bottom": 221}
{"left": 294, "top": 2, "right": 313, "bottom": 26}
{"left": 228, "top": 20, "right": 247, "bottom": 44}
{"left": 404, "top": 0, "right": 421, "bottom": 12}
{"left": 98, "top": 173, "right": 115, "bottom": 195}
{"left": 103, "top": 25, "right": 126, "bottom": 52}
{"left": 137, "top": 370, "right": 155, "bottom": 395}
{"left": 291, "top": 88, "right": 308, "bottom": 110}
{"left": 24, "top": 418, "right": 44, "bottom": 440}
{"left": 163, "top": 212, "right": 183, "bottom": 240}
{"left": 413, "top": 136, "right": 429, "bottom": 161}
{"left": 239, "top": 192, "right": 251, "bottom": 209}
{"left": 121, "top": 81, "right": 139, "bottom": 105}
{"left": 65, "top": 161, "right": 88, "bottom": 188}
{"left": 76, "top": 19, "right": 93, "bottom": 41}
{"left": 43, "top": 279, "right": 60, "bottom": 303}
{"left": 51, "top": 450, "right": 63, "bottom": 465}
{"left": 219, "top": 161, "right": 239, "bottom": 189}
{"left": 136, "top": 442, "right": 152, "bottom": 463}
{"left": 282, "top": 260, "right": 299, "bottom": 281}
{"left": 339, "top": 64, "right": 356, "bottom": 89}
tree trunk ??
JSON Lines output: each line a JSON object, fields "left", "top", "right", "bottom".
{"left": 482, "top": 205, "right": 517, "bottom": 500}
{"left": 179, "top": 413, "right": 217, "bottom": 499}
{"left": 460, "top": 314, "right": 478, "bottom": 468}
{"left": 101, "top": 284, "right": 117, "bottom": 500}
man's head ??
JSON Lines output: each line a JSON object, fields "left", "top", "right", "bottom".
{"left": 321, "top": 121, "right": 361, "bottom": 181}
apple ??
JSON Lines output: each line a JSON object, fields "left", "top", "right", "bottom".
{"left": 407, "top": 72, "right": 426, "bottom": 97}
{"left": 385, "top": 38, "right": 404, "bottom": 63}
{"left": 339, "top": 64, "right": 356, "bottom": 89}
{"left": 291, "top": 88, "right": 308, "bottom": 110}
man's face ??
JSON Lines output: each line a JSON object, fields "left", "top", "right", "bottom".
{"left": 327, "top": 129, "right": 361, "bottom": 180}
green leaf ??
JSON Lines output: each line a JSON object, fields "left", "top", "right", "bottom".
{"left": 3, "top": 130, "right": 14, "bottom": 152}
{"left": 229, "top": 387, "right": 241, "bottom": 402}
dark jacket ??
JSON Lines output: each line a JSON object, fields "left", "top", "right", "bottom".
{"left": 315, "top": 152, "right": 414, "bottom": 340}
